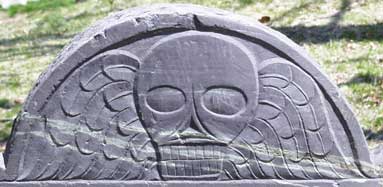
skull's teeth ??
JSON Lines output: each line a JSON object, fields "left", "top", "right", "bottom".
{"left": 161, "top": 160, "right": 223, "bottom": 177}
{"left": 159, "top": 145, "right": 224, "bottom": 161}
{"left": 159, "top": 145, "right": 224, "bottom": 177}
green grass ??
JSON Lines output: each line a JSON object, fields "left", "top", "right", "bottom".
{"left": 0, "top": 0, "right": 382, "bottom": 144}
{"left": 4, "top": 0, "right": 76, "bottom": 17}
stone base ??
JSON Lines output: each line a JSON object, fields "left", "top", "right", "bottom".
{"left": 0, "top": 179, "right": 382, "bottom": 187}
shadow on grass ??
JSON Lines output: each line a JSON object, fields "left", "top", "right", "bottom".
{"left": 365, "top": 128, "right": 383, "bottom": 141}
{"left": 0, "top": 43, "right": 66, "bottom": 61}
{"left": 0, "top": 33, "right": 72, "bottom": 61}
{"left": 270, "top": 0, "right": 382, "bottom": 44}
{"left": 270, "top": 1, "right": 314, "bottom": 24}
{"left": 0, "top": 121, "right": 12, "bottom": 143}
{"left": 0, "top": 33, "right": 73, "bottom": 47}
{"left": 273, "top": 23, "right": 383, "bottom": 44}
{"left": 0, "top": 98, "right": 21, "bottom": 142}
{"left": 0, "top": 10, "right": 105, "bottom": 61}
{"left": 0, "top": 98, "right": 14, "bottom": 109}
{"left": 339, "top": 72, "right": 383, "bottom": 86}
{"left": 328, "top": 0, "right": 351, "bottom": 27}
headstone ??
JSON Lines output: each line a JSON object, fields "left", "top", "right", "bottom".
{"left": 0, "top": 4, "right": 381, "bottom": 187}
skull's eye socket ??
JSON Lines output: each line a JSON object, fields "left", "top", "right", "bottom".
{"left": 146, "top": 86, "right": 185, "bottom": 113}
{"left": 202, "top": 87, "right": 246, "bottom": 116}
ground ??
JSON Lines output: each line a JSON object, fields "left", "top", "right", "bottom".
{"left": 0, "top": 0, "right": 382, "bottom": 150}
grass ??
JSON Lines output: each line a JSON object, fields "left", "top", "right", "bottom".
{"left": 4, "top": 0, "right": 76, "bottom": 17}
{"left": 0, "top": 0, "right": 382, "bottom": 144}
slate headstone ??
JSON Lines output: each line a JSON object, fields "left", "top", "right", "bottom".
{"left": 0, "top": 4, "right": 381, "bottom": 187}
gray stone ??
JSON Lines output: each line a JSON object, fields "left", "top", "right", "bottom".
{"left": 0, "top": 179, "right": 381, "bottom": 187}
{"left": 0, "top": 3, "right": 381, "bottom": 186}
{"left": 371, "top": 144, "right": 383, "bottom": 176}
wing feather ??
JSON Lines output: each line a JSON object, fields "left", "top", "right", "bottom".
{"left": 5, "top": 50, "right": 158, "bottom": 181}
{"left": 233, "top": 57, "right": 364, "bottom": 179}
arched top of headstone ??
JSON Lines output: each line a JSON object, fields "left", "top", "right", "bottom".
{"left": 1, "top": 4, "right": 381, "bottom": 186}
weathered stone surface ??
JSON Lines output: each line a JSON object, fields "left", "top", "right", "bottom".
{"left": 0, "top": 3, "right": 381, "bottom": 186}
{"left": 371, "top": 144, "right": 383, "bottom": 177}
{"left": 0, "top": 179, "right": 382, "bottom": 187}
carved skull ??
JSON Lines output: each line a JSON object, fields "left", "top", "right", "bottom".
{"left": 136, "top": 31, "right": 259, "bottom": 179}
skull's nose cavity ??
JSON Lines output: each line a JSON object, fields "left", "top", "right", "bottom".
{"left": 179, "top": 116, "right": 205, "bottom": 138}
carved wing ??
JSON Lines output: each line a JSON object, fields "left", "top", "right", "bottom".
{"left": 4, "top": 50, "right": 158, "bottom": 181}
{"left": 230, "top": 58, "right": 364, "bottom": 179}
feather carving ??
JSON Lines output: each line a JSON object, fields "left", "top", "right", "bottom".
{"left": 3, "top": 50, "right": 158, "bottom": 181}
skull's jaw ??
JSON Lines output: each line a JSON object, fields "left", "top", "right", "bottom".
{"left": 158, "top": 144, "right": 230, "bottom": 180}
